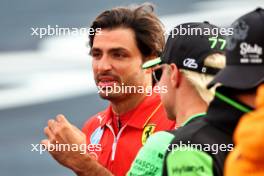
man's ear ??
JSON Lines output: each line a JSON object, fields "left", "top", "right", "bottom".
{"left": 144, "top": 68, "right": 152, "bottom": 74}
{"left": 170, "top": 64, "right": 181, "bottom": 88}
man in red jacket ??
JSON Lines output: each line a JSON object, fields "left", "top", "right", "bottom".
{"left": 41, "top": 3, "right": 175, "bottom": 176}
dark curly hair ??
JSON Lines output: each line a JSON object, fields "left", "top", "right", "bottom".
{"left": 89, "top": 3, "right": 165, "bottom": 62}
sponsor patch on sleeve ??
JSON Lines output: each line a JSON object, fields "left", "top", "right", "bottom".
{"left": 127, "top": 131, "right": 174, "bottom": 176}
{"left": 90, "top": 127, "right": 104, "bottom": 144}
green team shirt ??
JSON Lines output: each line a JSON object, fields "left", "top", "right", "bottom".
{"left": 127, "top": 131, "right": 175, "bottom": 176}
{"left": 127, "top": 113, "right": 213, "bottom": 176}
{"left": 166, "top": 147, "right": 213, "bottom": 176}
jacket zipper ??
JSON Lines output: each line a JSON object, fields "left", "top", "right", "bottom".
{"left": 106, "top": 123, "right": 127, "bottom": 161}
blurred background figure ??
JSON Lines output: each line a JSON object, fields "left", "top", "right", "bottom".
{"left": 0, "top": 0, "right": 263, "bottom": 175}
{"left": 225, "top": 84, "right": 264, "bottom": 176}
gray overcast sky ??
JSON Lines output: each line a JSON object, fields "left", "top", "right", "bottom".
{"left": 0, "top": 0, "right": 201, "bottom": 51}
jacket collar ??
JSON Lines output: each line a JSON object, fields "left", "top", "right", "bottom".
{"left": 206, "top": 87, "right": 253, "bottom": 135}
{"left": 100, "top": 93, "right": 163, "bottom": 129}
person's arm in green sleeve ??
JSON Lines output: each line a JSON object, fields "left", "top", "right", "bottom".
{"left": 127, "top": 131, "right": 175, "bottom": 176}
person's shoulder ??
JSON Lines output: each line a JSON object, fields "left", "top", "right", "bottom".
{"left": 177, "top": 117, "right": 232, "bottom": 146}
{"left": 168, "top": 117, "right": 208, "bottom": 140}
{"left": 127, "top": 131, "right": 174, "bottom": 176}
{"left": 224, "top": 85, "right": 264, "bottom": 176}
{"left": 147, "top": 131, "right": 175, "bottom": 145}
{"left": 82, "top": 109, "right": 107, "bottom": 132}
{"left": 140, "top": 131, "right": 175, "bottom": 158}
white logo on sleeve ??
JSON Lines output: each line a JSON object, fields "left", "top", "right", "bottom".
{"left": 183, "top": 58, "right": 198, "bottom": 69}
{"left": 97, "top": 115, "right": 103, "bottom": 124}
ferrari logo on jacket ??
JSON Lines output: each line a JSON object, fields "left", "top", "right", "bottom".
{"left": 142, "top": 124, "right": 156, "bottom": 145}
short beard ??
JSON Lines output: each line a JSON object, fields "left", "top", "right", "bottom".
{"left": 98, "top": 90, "right": 126, "bottom": 101}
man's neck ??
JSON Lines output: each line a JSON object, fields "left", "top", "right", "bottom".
{"left": 175, "top": 84, "right": 208, "bottom": 126}
{"left": 110, "top": 93, "right": 147, "bottom": 115}
{"left": 176, "top": 100, "right": 207, "bottom": 125}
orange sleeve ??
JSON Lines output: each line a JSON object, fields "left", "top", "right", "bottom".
{"left": 225, "top": 84, "right": 264, "bottom": 176}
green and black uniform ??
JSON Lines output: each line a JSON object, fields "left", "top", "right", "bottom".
{"left": 128, "top": 87, "right": 252, "bottom": 176}
{"left": 127, "top": 113, "right": 206, "bottom": 176}
{"left": 163, "top": 87, "right": 253, "bottom": 176}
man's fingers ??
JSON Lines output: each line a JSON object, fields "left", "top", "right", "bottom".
{"left": 56, "top": 114, "right": 70, "bottom": 124}
{"left": 48, "top": 119, "right": 57, "bottom": 132}
{"left": 44, "top": 126, "right": 54, "bottom": 140}
{"left": 47, "top": 119, "right": 63, "bottom": 142}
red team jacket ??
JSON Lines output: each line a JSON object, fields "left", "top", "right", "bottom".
{"left": 82, "top": 93, "right": 176, "bottom": 176}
